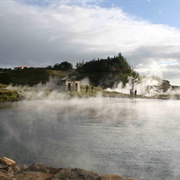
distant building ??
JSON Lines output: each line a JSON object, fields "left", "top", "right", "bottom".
{"left": 14, "top": 66, "right": 28, "bottom": 70}
{"left": 58, "top": 79, "right": 80, "bottom": 92}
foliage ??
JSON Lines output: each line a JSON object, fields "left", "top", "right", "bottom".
{"left": 46, "top": 65, "right": 53, "bottom": 70}
{"left": 53, "top": 61, "right": 73, "bottom": 71}
{"left": 0, "top": 72, "right": 13, "bottom": 85}
{"left": 0, "top": 54, "right": 139, "bottom": 89}
{"left": 76, "top": 53, "right": 139, "bottom": 88}
{"left": 0, "top": 89, "right": 19, "bottom": 102}
{"left": 0, "top": 83, "right": 7, "bottom": 88}
{"left": 6, "top": 68, "right": 68, "bottom": 86}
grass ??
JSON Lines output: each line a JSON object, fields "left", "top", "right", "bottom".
{"left": 0, "top": 84, "right": 7, "bottom": 88}
{"left": 0, "top": 89, "right": 19, "bottom": 102}
{"left": 0, "top": 83, "right": 20, "bottom": 102}
{"left": 1, "top": 69, "right": 180, "bottom": 101}
{"left": 7, "top": 68, "right": 69, "bottom": 85}
{"left": 67, "top": 85, "right": 130, "bottom": 98}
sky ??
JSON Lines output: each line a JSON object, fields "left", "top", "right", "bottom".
{"left": 0, "top": 0, "right": 180, "bottom": 85}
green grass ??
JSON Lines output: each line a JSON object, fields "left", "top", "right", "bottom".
{"left": 0, "top": 84, "right": 7, "bottom": 88}
{"left": 7, "top": 68, "right": 69, "bottom": 85}
{"left": 0, "top": 89, "right": 19, "bottom": 102}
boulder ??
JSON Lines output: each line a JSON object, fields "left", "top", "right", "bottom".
{"left": 8, "top": 163, "right": 27, "bottom": 174}
{"left": 54, "top": 168, "right": 99, "bottom": 180}
{"left": 14, "top": 171, "right": 54, "bottom": 180}
{"left": 0, "top": 170, "right": 10, "bottom": 180}
{"left": 97, "top": 175, "right": 137, "bottom": 180}
{"left": 97, "top": 174, "right": 126, "bottom": 180}
{"left": 0, "top": 157, "right": 16, "bottom": 166}
{"left": 0, "top": 157, "right": 138, "bottom": 180}
{"left": 26, "top": 163, "right": 60, "bottom": 174}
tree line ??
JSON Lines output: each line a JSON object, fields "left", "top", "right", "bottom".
{"left": 75, "top": 53, "right": 139, "bottom": 88}
{"left": 0, "top": 53, "right": 139, "bottom": 88}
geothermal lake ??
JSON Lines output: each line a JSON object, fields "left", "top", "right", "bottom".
{"left": 0, "top": 97, "right": 180, "bottom": 180}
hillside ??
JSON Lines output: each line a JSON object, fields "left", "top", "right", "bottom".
{"left": 0, "top": 54, "right": 138, "bottom": 88}
{"left": 1, "top": 54, "right": 179, "bottom": 101}
{"left": 0, "top": 68, "right": 71, "bottom": 86}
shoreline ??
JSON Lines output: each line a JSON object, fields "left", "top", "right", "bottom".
{"left": 1, "top": 84, "right": 180, "bottom": 102}
{"left": 0, "top": 157, "right": 137, "bottom": 180}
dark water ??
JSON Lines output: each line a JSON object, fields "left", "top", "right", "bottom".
{"left": 0, "top": 98, "right": 180, "bottom": 180}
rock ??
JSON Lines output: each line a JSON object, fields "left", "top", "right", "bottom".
{"left": 0, "top": 170, "right": 10, "bottom": 180}
{"left": 0, "top": 157, "right": 138, "bottom": 180}
{"left": 0, "top": 164, "right": 8, "bottom": 169}
{"left": 97, "top": 175, "right": 138, "bottom": 180}
{"left": 97, "top": 174, "right": 126, "bottom": 180}
{"left": 8, "top": 163, "right": 27, "bottom": 174}
{"left": 14, "top": 171, "right": 54, "bottom": 180}
{"left": 54, "top": 168, "right": 99, "bottom": 180}
{"left": 0, "top": 157, "right": 16, "bottom": 166}
{"left": 26, "top": 163, "right": 60, "bottom": 174}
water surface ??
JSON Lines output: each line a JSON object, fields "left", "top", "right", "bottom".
{"left": 0, "top": 98, "right": 180, "bottom": 180}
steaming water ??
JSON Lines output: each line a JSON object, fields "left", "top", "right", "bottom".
{"left": 0, "top": 98, "right": 180, "bottom": 180}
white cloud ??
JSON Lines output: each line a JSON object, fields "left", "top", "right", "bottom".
{"left": 0, "top": 0, "right": 180, "bottom": 85}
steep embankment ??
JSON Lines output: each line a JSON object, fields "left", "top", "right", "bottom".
{"left": 0, "top": 157, "right": 137, "bottom": 180}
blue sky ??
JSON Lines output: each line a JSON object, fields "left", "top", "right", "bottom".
{"left": 113, "top": 0, "right": 180, "bottom": 28}
{"left": 115, "top": 1, "right": 179, "bottom": 26}
{"left": 0, "top": 0, "right": 180, "bottom": 85}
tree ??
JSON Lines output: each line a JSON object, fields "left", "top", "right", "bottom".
{"left": 53, "top": 61, "right": 73, "bottom": 71}
{"left": 46, "top": 65, "right": 53, "bottom": 70}
{"left": 75, "top": 53, "right": 138, "bottom": 88}
{"left": 0, "top": 73, "right": 12, "bottom": 84}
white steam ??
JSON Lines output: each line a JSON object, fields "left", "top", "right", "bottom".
{"left": 107, "top": 76, "right": 180, "bottom": 97}
{"left": 7, "top": 76, "right": 68, "bottom": 100}
{"left": 80, "top": 77, "right": 90, "bottom": 86}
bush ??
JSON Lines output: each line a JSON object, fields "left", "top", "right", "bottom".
{"left": 53, "top": 61, "right": 73, "bottom": 71}
{"left": 0, "top": 73, "right": 13, "bottom": 85}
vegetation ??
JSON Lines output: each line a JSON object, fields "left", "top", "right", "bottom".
{"left": 68, "top": 85, "right": 130, "bottom": 98}
{"left": 0, "top": 68, "right": 72, "bottom": 86}
{"left": 0, "top": 72, "right": 13, "bottom": 84}
{"left": 0, "top": 83, "right": 19, "bottom": 102}
{"left": 0, "top": 89, "right": 19, "bottom": 102}
{"left": 53, "top": 61, "right": 73, "bottom": 71}
{"left": 0, "top": 83, "right": 7, "bottom": 88}
{"left": 76, "top": 53, "right": 139, "bottom": 88}
{"left": 0, "top": 53, "right": 141, "bottom": 101}
{"left": 0, "top": 53, "right": 138, "bottom": 88}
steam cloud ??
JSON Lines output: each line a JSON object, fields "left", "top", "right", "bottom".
{"left": 107, "top": 76, "right": 180, "bottom": 97}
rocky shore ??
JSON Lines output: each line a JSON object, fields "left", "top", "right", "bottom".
{"left": 0, "top": 157, "right": 137, "bottom": 180}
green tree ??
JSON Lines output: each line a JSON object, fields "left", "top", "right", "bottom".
{"left": 46, "top": 65, "right": 53, "bottom": 70}
{"left": 76, "top": 53, "right": 138, "bottom": 88}
{"left": 0, "top": 73, "right": 13, "bottom": 84}
{"left": 53, "top": 61, "right": 73, "bottom": 71}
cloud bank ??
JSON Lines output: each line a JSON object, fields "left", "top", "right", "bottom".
{"left": 0, "top": 0, "right": 180, "bottom": 84}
